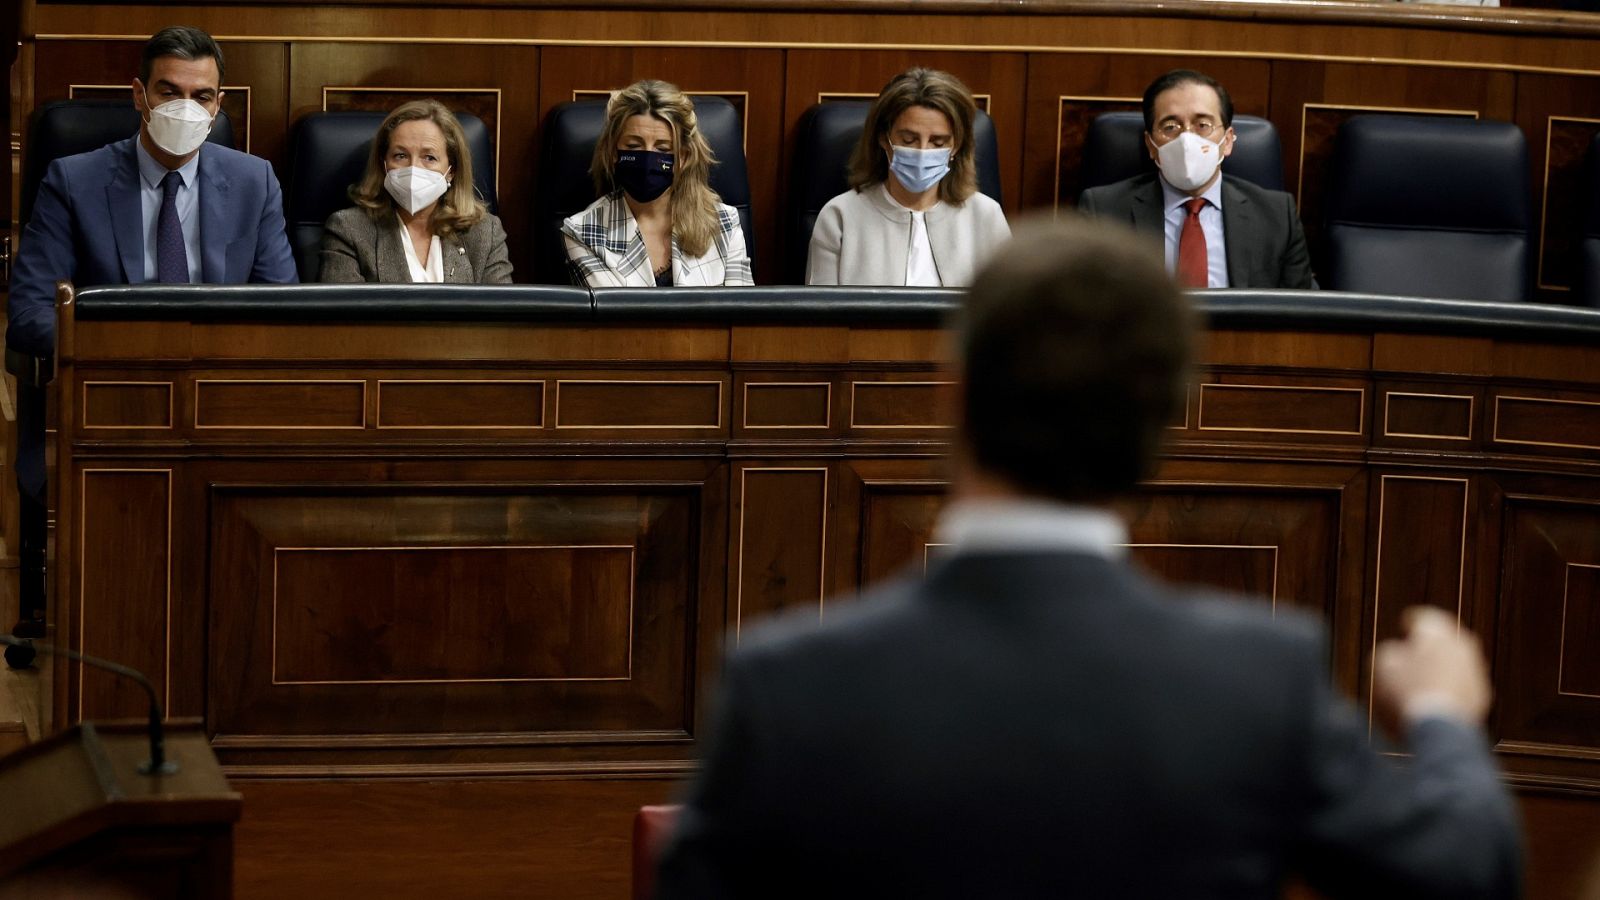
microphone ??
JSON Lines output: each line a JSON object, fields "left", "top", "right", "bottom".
{"left": 0, "top": 634, "right": 178, "bottom": 775}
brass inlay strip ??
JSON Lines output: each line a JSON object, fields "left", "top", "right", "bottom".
{"left": 1368, "top": 474, "right": 1470, "bottom": 727}
{"left": 735, "top": 467, "right": 829, "bottom": 638}
{"left": 193, "top": 378, "right": 369, "bottom": 430}
{"left": 77, "top": 468, "right": 174, "bottom": 722}
{"left": 1381, "top": 390, "right": 1474, "bottom": 441}
{"left": 742, "top": 381, "right": 832, "bottom": 430}
{"left": 553, "top": 379, "right": 725, "bottom": 430}
{"left": 1558, "top": 562, "right": 1600, "bottom": 699}
{"left": 1537, "top": 115, "right": 1600, "bottom": 292}
{"left": 321, "top": 85, "right": 503, "bottom": 197}
{"left": 270, "top": 544, "right": 637, "bottom": 685}
{"left": 81, "top": 380, "right": 175, "bottom": 430}
{"left": 849, "top": 380, "right": 956, "bottom": 430}
{"left": 1196, "top": 383, "right": 1366, "bottom": 436}
{"left": 1493, "top": 394, "right": 1600, "bottom": 451}
{"left": 374, "top": 378, "right": 546, "bottom": 429}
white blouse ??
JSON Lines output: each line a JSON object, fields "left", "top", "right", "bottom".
{"left": 397, "top": 214, "right": 443, "bottom": 284}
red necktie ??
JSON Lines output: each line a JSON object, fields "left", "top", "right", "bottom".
{"left": 1177, "top": 197, "right": 1208, "bottom": 289}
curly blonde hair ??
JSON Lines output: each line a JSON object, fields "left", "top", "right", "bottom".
{"left": 589, "top": 80, "right": 723, "bottom": 258}
{"left": 849, "top": 68, "right": 979, "bottom": 206}
{"left": 351, "top": 99, "right": 486, "bottom": 236}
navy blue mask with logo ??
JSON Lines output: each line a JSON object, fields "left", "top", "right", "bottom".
{"left": 614, "top": 150, "right": 675, "bottom": 202}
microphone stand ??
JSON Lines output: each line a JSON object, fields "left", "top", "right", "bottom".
{"left": 0, "top": 634, "right": 178, "bottom": 775}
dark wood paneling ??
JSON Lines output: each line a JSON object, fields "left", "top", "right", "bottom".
{"left": 376, "top": 379, "right": 544, "bottom": 428}
{"left": 1021, "top": 55, "right": 1269, "bottom": 209}
{"left": 233, "top": 777, "right": 679, "bottom": 900}
{"left": 740, "top": 381, "right": 831, "bottom": 430}
{"left": 555, "top": 379, "right": 723, "bottom": 429}
{"left": 273, "top": 545, "right": 635, "bottom": 682}
{"left": 538, "top": 46, "right": 785, "bottom": 283}
{"left": 1496, "top": 495, "right": 1600, "bottom": 751}
{"left": 1494, "top": 391, "right": 1600, "bottom": 452}
{"left": 1379, "top": 386, "right": 1477, "bottom": 444}
{"left": 82, "top": 381, "right": 172, "bottom": 429}
{"left": 287, "top": 42, "right": 542, "bottom": 279}
{"left": 850, "top": 379, "right": 956, "bottom": 430}
{"left": 194, "top": 379, "right": 366, "bottom": 429}
{"left": 860, "top": 485, "right": 944, "bottom": 588}
{"left": 1512, "top": 74, "right": 1600, "bottom": 300}
{"left": 735, "top": 466, "right": 828, "bottom": 631}
{"left": 209, "top": 486, "right": 699, "bottom": 741}
{"left": 78, "top": 469, "right": 171, "bottom": 719}
{"left": 1197, "top": 381, "right": 1366, "bottom": 438}
{"left": 1520, "top": 790, "right": 1600, "bottom": 900}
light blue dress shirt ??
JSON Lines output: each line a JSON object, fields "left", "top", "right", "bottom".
{"left": 1160, "top": 174, "right": 1228, "bottom": 289}
{"left": 135, "top": 139, "right": 203, "bottom": 284}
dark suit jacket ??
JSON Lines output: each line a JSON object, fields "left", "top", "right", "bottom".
{"left": 657, "top": 552, "right": 1520, "bottom": 900}
{"left": 1079, "top": 172, "right": 1316, "bottom": 290}
{"left": 318, "top": 206, "right": 513, "bottom": 284}
{"left": 7, "top": 136, "right": 297, "bottom": 496}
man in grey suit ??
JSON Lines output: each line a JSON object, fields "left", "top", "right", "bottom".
{"left": 656, "top": 220, "right": 1518, "bottom": 899}
{"left": 1079, "top": 69, "right": 1316, "bottom": 290}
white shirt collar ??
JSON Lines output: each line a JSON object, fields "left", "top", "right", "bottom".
{"left": 1159, "top": 171, "right": 1224, "bottom": 216}
{"left": 933, "top": 498, "right": 1127, "bottom": 558}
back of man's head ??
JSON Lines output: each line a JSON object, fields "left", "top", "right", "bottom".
{"left": 959, "top": 219, "right": 1194, "bottom": 504}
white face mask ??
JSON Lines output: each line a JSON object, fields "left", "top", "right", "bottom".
{"left": 1155, "top": 130, "right": 1226, "bottom": 193}
{"left": 144, "top": 97, "right": 215, "bottom": 157}
{"left": 384, "top": 166, "right": 451, "bottom": 215}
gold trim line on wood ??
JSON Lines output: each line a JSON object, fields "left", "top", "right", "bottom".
{"left": 269, "top": 544, "right": 637, "bottom": 685}
{"left": 374, "top": 378, "right": 546, "bottom": 430}
{"left": 1124, "top": 542, "right": 1281, "bottom": 608}
{"left": 849, "top": 380, "right": 956, "bottom": 430}
{"left": 192, "top": 378, "right": 369, "bottom": 430}
{"left": 735, "top": 466, "right": 829, "bottom": 639}
{"left": 80, "top": 380, "right": 175, "bottom": 431}
{"left": 77, "top": 468, "right": 174, "bottom": 723}
{"left": 1054, "top": 94, "right": 1143, "bottom": 211}
{"left": 1558, "top": 562, "right": 1600, "bottom": 699}
{"left": 553, "top": 379, "right": 725, "bottom": 430}
{"left": 1492, "top": 394, "right": 1600, "bottom": 451}
{"left": 1296, "top": 103, "right": 1480, "bottom": 206}
{"left": 1381, "top": 390, "right": 1474, "bottom": 441}
{"left": 321, "top": 86, "right": 503, "bottom": 198}
{"left": 1196, "top": 383, "right": 1366, "bottom": 436}
{"left": 1537, "top": 115, "right": 1600, "bottom": 292}
{"left": 1367, "top": 474, "right": 1470, "bottom": 729}
{"left": 34, "top": 36, "right": 1600, "bottom": 79}
{"left": 741, "top": 381, "right": 832, "bottom": 430}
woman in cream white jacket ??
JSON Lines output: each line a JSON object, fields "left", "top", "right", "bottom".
{"left": 807, "top": 68, "right": 1010, "bottom": 287}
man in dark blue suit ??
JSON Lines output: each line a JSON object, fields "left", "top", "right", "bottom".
{"left": 6, "top": 25, "right": 296, "bottom": 649}
{"left": 657, "top": 220, "right": 1519, "bottom": 899}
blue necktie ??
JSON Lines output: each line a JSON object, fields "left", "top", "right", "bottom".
{"left": 156, "top": 171, "right": 189, "bottom": 283}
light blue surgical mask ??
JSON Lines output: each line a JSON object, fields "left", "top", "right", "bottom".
{"left": 888, "top": 146, "right": 952, "bottom": 194}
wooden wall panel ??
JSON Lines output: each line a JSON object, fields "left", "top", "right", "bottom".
{"left": 1021, "top": 55, "right": 1270, "bottom": 210}
{"left": 208, "top": 485, "right": 699, "bottom": 744}
{"left": 1511, "top": 73, "right": 1600, "bottom": 298}
{"left": 538, "top": 46, "right": 785, "bottom": 284}
{"left": 78, "top": 468, "right": 171, "bottom": 720}
{"left": 1496, "top": 495, "right": 1600, "bottom": 753}
{"left": 734, "top": 466, "right": 828, "bottom": 632}
{"left": 287, "top": 42, "right": 541, "bottom": 278}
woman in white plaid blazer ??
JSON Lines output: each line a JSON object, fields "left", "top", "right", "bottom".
{"left": 562, "top": 81, "right": 753, "bottom": 288}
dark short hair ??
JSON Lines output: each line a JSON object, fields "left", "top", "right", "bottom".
{"left": 1141, "top": 69, "right": 1233, "bottom": 132}
{"left": 959, "top": 219, "right": 1194, "bottom": 503}
{"left": 140, "top": 26, "right": 225, "bottom": 85}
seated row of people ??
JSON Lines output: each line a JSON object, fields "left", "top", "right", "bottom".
{"left": 9, "top": 25, "right": 1313, "bottom": 367}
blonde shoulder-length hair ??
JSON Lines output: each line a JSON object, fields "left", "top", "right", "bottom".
{"left": 351, "top": 99, "right": 486, "bottom": 236}
{"left": 848, "top": 68, "right": 979, "bottom": 206}
{"left": 589, "top": 80, "right": 723, "bottom": 259}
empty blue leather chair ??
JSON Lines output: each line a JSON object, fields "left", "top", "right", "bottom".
{"left": 785, "top": 100, "right": 1003, "bottom": 285}
{"left": 287, "top": 109, "right": 496, "bottom": 282}
{"left": 1580, "top": 133, "right": 1600, "bottom": 308}
{"left": 533, "top": 96, "right": 752, "bottom": 284}
{"left": 1076, "top": 111, "right": 1285, "bottom": 199}
{"left": 1324, "top": 115, "right": 1531, "bottom": 302}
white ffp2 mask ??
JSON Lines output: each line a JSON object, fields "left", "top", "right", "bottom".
{"left": 1155, "top": 131, "right": 1225, "bottom": 193}
{"left": 384, "top": 166, "right": 451, "bottom": 215}
{"left": 145, "top": 97, "right": 215, "bottom": 157}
